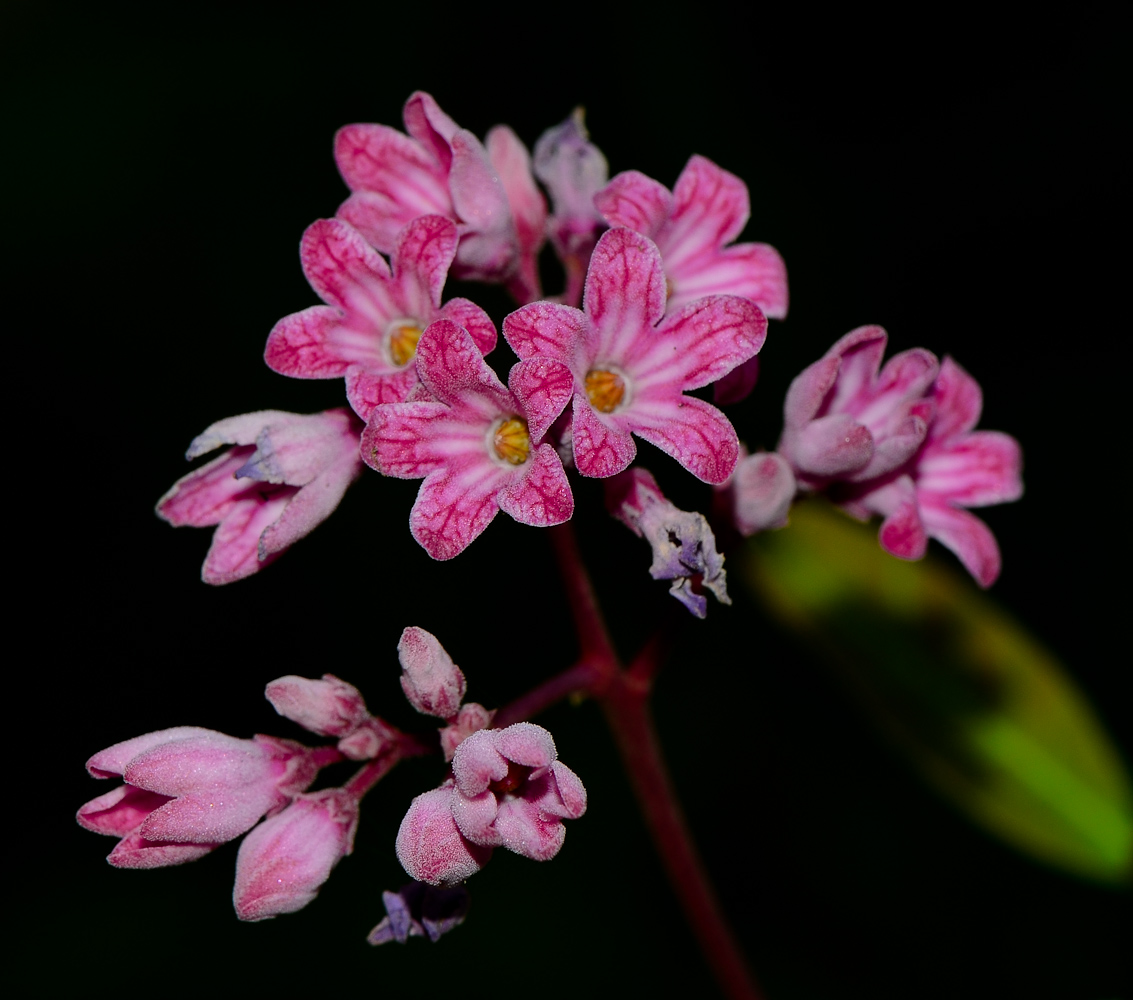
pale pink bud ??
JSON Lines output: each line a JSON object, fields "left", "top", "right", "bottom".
{"left": 728, "top": 450, "right": 796, "bottom": 534}
{"left": 396, "top": 784, "right": 492, "bottom": 886}
{"left": 233, "top": 789, "right": 359, "bottom": 921}
{"left": 439, "top": 702, "right": 495, "bottom": 763}
{"left": 265, "top": 674, "right": 369, "bottom": 737}
{"left": 398, "top": 627, "right": 466, "bottom": 719}
{"left": 337, "top": 716, "right": 400, "bottom": 761}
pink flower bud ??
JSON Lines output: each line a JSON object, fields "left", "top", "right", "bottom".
{"left": 265, "top": 674, "right": 369, "bottom": 737}
{"left": 439, "top": 703, "right": 494, "bottom": 763}
{"left": 726, "top": 450, "right": 796, "bottom": 534}
{"left": 233, "top": 789, "right": 359, "bottom": 921}
{"left": 396, "top": 785, "right": 492, "bottom": 886}
{"left": 337, "top": 716, "right": 400, "bottom": 761}
{"left": 398, "top": 627, "right": 466, "bottom": 719}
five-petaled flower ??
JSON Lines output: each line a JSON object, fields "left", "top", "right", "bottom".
{"left": 838, "top": 356, "right": 1023, "bottom": 587}
{"left": 335, "top": 91, "right": 532, "bottom": 286}
{"left": 362, "top": 319, "right": 576, "bottom": 559}
{"left": 265, "top": 216, "right": 496, "bottom": 420}
{"left": 156, "top": 408, "right": 364, "bottom": 584}
{"left": 503, "top": 227, "right": 767, "bottom": 484}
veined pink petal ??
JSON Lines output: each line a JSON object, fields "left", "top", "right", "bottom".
{"left": 361, "top": 401, "right": 453, "bottom": 478}
{"left": 823, "top": 326, "right": 889, "bottom": 414}
{"left": 666, "top": 241, "right": 789, "bottom": 318}
{"left": 336, "top": 191, "right": 421, "bottom": 254}
{"left": 345, "top": 366, "right": 420, "bottom": 421}
{"left": 594, "top": 170, "right": 673, "bottom": 240}
{"left": 77, "top": 785, "right": 172, "bottom": 836}
{"left": 584, "top": 228, "right": 667, "bottom": 360}
{"left": 437, "top": 297, "right": 498, "bottom": 358}
{"left": 661, "top": 155, "right": 751, "bottom": 270}
{"left": 930, "top": 355, "right": 984, "bottom": 441}
{"left": 629, "top": 394, "right": 739, "bottom": 485}
{"left": 415, "top": 320, "right": 512, "bottom": 415}
{"left": 854, "top": 348, "right": 939, "bottom": 429}
{"left": 300, "top": 217, "right": 392, "bottom": 312}
{"left": 259, "top": 452, "right": 363, "bottom": 559}
{"left": 783, "top": 356, "right": 841, "bottom": 430}
{"left": 201, "top": 491, "right": 294, "bottom": 584}
{"left": 410, "top": 461, "right": 506, "bottom": 561}
{"left": 403, "top": 92, "right": 458, "bottom": 169}
{"left": 155, "top": 448, "right": 255, "bottom": 528}
{"left": 874, "top": 477, "right": 928, "bottom": 562}
{"left": 920, "top": 500, "right": 1002, "bottom": 588}
{"left": 503, "top": 301, "right": 590, "bottom": 373}
{"left": 635, "top": 295, "right": 766, "bottom": 393}
{"left": 392, "top": 214, "right": 459, "bottom": 317}
{"left": 238, "top": 408, "right": 359, "bottom": 486}
{"left": 265, "top": 305, "right": 354, "bottom": 379}
{"left": 508, "top": 358, "right": 575, "bottom": 442}
{"left": 185, "top": 411, "right": 312, "bottom": 460}
{"left": 792, "top": 413, "right": 873, "bottom": 477}
{"left": 496, "top": 445, "right": 574, "bottom": 527}
{"left": 448, "top": 130, "right": 518, "bottom": 281}
{"left": 107, "top": 833, "right": 219, "bottom": 869}
{"left": 571, "top": 398, "right": 638, "bottom": 479}
{"left": 918, "top": 431, "right": 1024, "bottom": 507}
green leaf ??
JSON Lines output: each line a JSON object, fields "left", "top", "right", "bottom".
{"left": 741, "top": 499, "right": 1133, "bottom": 885}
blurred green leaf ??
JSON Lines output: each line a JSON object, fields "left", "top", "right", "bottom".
{"left": 741, "top": 499, "right": 1132, "bottom": 885}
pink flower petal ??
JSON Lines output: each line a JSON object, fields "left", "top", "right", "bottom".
{"left": 392, "top": 214, "right": 459, "bottom": 317}
{"left": 730, "top": 451, "right": 797, "bottom": 534}
{"left": 667, "top": 241, "right": 789, "bottom": 318}
{"left": 403, "top": 92, "right": 457, "bottom": 169}
{"left": 264, "top": 305, "right": 352, "bottom": 379}
{"left": 77, "top": 785, "right": 172, "bottom": 836}
{"left": 450, "top": 788, "right": 500, "bottom": 846}
{"left": 492, "top": 796, "right": 566, "bottom": 861}
{"left": 875, "top": 478, "right": 928, "bottom": 561}
{"left": 140, "top": 788, "right": 281, "bottom": 845}
{"left": 508, "top": 358, "right": 576, "bottom": 442}
{"left": 571, "top": 398, "right": 638, "bottom": 478}
{"left": 86, "top": 727, "right": 216, "bottom": 778}
{"left": 415, "top": 320, "right": 512, "bottom": 414}
{"left": 107, "top": 833, "right": 219, "bottom": 869}
{"left": 593, "top": 170, "right": 673, "bottom": 240}
{"left": 451, "top": 730, "right": 510, "bottom": 796}
{"left": 265, "top": 674, "right": 369, "bottom": 738}
{"left": 201, "top": 491, "right": 294, "bottom": 584}
{"left": 155, "top": 447, "right": 255, "bottom": 528}
{"left": 486, "top": 123, "right": 546, "bottom": 264}
{"left": 496, "top": 444, "right": 574, "bottom": 527}
{"left": 823, "top": 326, "right": 889, "bottom": 414}
{"left": 920, "top": 500, "right": 1002, "bottom": 588}
{"left": 547, "top": 761, "right": 588, "bottom": 819}
{"left": 502, "top": 301, "right": 590, "bottom": 372}
{"left": 918, "top": 431, "right": 1024, "bottom": 507}
{"left": 361, "top": 402, "right": 452, "bottom": 477}
{"left": 584, "top": 228, "right": 667, "bottom": 357}
{"left": 792, "top": 413, "right": 873, "bottom": 477}
{"left": 437, "top": 297, "right": 498, "bottom": 358}
{"left": 663, "top": 155, "right": 750, "bottom": 268}
{"left": 410, "top": 461, "right": 506, "bottom": 561}
{"left": 300, "top": 217, "right": 392, "bottom": 312}
{"left": 447, "top": 130, "right": 518, "bottom": 281}
{"left": 396, "top": 785, "right": 492, "bottom": 887}
{"left": 345, "top": 365, "right": 421, "bottom": 421}
{"left": 629, "top": 395, "right": 740, "bottom": 485}
{"left": 494, "top": 722, "right": 557, "bottom": 768}
{"left": 258, "top": 453, "right": 362, "bottom": 559}
{"left": 783, "top": 355, "right": 841, "bottom": 430}
{"left": 930, "top": 355, "right": 984, "bottom": 442}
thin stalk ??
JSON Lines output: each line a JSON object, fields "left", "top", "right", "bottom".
{"left": 493, "top": 658, "right": 604, "bottom": 728}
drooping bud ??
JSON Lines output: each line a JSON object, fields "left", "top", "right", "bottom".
{"left": 439, "top": 702, "right": 495, "bottom": 762}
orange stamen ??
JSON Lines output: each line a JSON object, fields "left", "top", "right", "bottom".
{"left": 493, "top": 417, "right": 531, "bottom": 465}
{"left": 388, "top": 321, "right": 424, "bottom": 367}
{"left": 585, "top": 369, "right": 626, "bottom": 413}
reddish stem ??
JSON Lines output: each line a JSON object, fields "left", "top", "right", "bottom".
{"left": 343, "top": 732, "right": 435, "bottom": 800}
{"left": 493, "top": 658, "right": 603, "bottom": 728}
{"left": 548, "top": 522, "right": 619, "bottom": 672}
{"left": 602, "top": 677, "right": 764, "bottom": 1000}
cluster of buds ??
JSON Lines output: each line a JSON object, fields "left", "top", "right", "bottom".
{"left": 78, "top": 629, "right": 587, "bottom": 938}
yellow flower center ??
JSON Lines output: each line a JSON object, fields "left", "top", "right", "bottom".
{"left": 585, "top": 369, "right": 627, "bottom": 414}
{"left": 387, "top": 320, "right": 424, "bottom": 367}
{"left": 493, "top": 417, "right": 531, "bottom": 465}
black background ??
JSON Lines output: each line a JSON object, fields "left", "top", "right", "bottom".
{"left": 6, "top": 4, "right": 1128, "bottom": 997}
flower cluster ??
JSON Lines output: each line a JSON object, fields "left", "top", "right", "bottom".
{"left": 91, "top": 91, "right": 1026, "bottom": 954}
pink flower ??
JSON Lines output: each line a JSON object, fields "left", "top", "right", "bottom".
{"left": 335, "top": 92, "right": 522, "bottom": 284}
{"left": 840, "top": 356, "right": 1023, "bottom": 587}
{"left": 156, "top": 408, "right": 364, "bottom": 584}
{"left": 396, "top": 784, "right": 493, "bottom": 887}
{"left": 449, "top": 723, "right": 587, "bottom": 862}
{"left": 78, "top": 728, "right": 320, "bottom": 869}
{"left": 605, "top": 467, "right": 730, "bottom": 617}
{"left": 361, "top": 319, "right": 576, "bottom": 560}
{"left": 265, "top": 673, "right": 398, "bottom": 761}
{"left": 503, "top": 227, "right": 767, "bottom": 484}
{"left": 779, "top": 326, "right": 939, "bottom": 486}
{"left": 595, "top": 157, "right": 786, "bottom": 406}
{"left": 532, "top": 108, "right": 609, "bottom": 306}
{"left": 233, "top": 789, "right": 359, "bottom": 921}
{"left": 265, "top": 216, "right": 496, "bottom": 420}
{"left": 485, "top": 124, "right": 547, "bottom": 304}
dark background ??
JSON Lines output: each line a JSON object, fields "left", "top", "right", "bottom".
{"left": 6, "top": 4, "right": 1127, "bottom": 997}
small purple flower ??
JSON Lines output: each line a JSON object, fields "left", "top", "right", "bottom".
{"left": 362, "top": 319, "right": 576, "bottom": 559}
{"left": 335, "top": 92, "right": 522, "bottom": 284}
{"left": 504, "top": 227, "right": 767, "bottom": 484}
{"left": 156, "top": 408, "right": 364, "bottom": 584}
{"left": 368, "top": 882, "right": 471, "bottom": 945}
{"left": 841, "top": 356, "right": 1023, "bottom": 587}
{"left": 606, "top": 467, "right": 730, "bottom": 617}
{"left": 449, "top": 723, "right": 587, "bottom": 862}
{"left": 265, "top": 216, "right": 496, "bottom": 419}
{"left": 77, "top": 728, "right": 320, "bottom": 868}
{"left": 233, "top": 788, "right": 359, "bottom": 921}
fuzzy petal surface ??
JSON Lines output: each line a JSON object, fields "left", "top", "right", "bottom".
{"left": 398, "top": 626, "right": 467, "bottom": 719}
{"left": 396, "top": 786, "right": 492, "bottom": 886}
